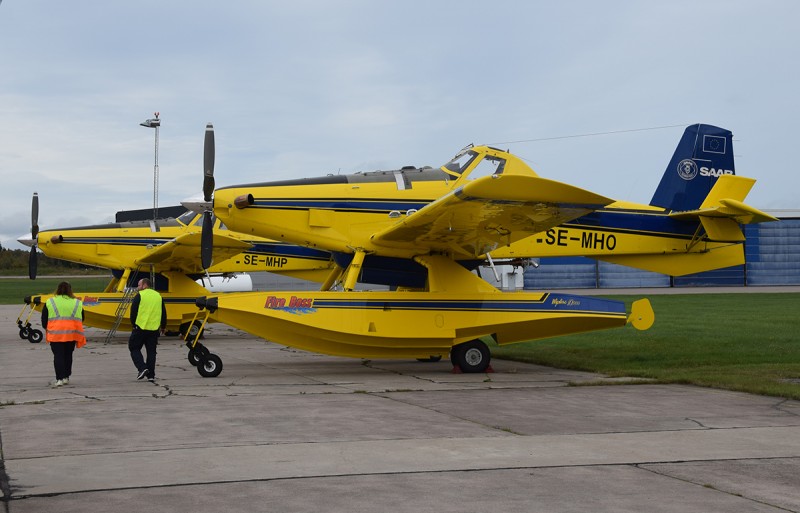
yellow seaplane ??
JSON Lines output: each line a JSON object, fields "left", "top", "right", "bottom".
{"left": 16, "top": 126, "right": 333, "bottom": 377}
{"left": 185, "top": 123, "right": 775, "bottom": 374}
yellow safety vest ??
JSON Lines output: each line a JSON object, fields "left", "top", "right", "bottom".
{"left": 135, "top": 288, "right": 163, "bottom": 331}
{"left": 46, "top": 295, "right": 86, "bottom": 347}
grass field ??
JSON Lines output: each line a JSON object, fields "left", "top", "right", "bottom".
{"left": 0, "top": 277, "right": 110, "bottom": 304}
{"left": 492, "top": 293, "right": 800, "bottom": 400}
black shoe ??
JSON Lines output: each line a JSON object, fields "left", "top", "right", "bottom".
{"left": 148, "top": 377, "right": 155, "bottom": 383}
{"left": 137, "top": 368, "right": 148, "bottom": 380}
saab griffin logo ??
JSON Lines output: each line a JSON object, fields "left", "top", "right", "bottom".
{"left": 677, "top": 159, "right": 698, "bottom": 181}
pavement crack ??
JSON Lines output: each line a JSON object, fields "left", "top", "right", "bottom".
{"left": 637, "top": 462, "right": 799, "bottom": 512}
{"left": 684, "top": 417, "right": 707, "bottom": 428}
{"left": 371, "top": 392, "right": 519, "bottom": 435}
{"left": 361, "top": 361, "right": 440, "bottom": 385}
{"left": 774, "top": 398, "right": 800, "bottom": 418}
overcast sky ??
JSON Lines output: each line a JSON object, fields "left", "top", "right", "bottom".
{"left": 1, "top": 0, "right": 798, "bottom": 250}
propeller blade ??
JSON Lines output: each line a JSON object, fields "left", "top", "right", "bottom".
{"left": 28, "top": 247, "right": 38, "bottom": 280}
{"left": 201, "top": 211, "right": 213, "bottom": 270}
{"left": 31, "top": 192, "right": 39, "bottom": 239}
{"left": 203, "top": 123, "right": 215, "bottom": 202}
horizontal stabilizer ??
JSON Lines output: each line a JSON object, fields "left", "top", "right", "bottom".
{"left": 668, "top": 175, "right": 778, "bottom": 234}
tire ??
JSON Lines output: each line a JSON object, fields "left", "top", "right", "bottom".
{"left": 19, "top": 327, "right": 30, "bottom": 340}
{"left": 416, "top": 355, "right": 443, "bottom": 362}
{"left": 187, "top": 344, "right": 210, "bottom": 366}
{"left": 449, "top": 345, "right": 464, "bottom": 366}
{"left": 180, "top": 321, "right": 204, "bottom": 340}
{"left": 28, "top": 329, "right": 43, "bottom": 344}
{"left": 197, "top": 353, "right": 223, "bottom": 378}
{"left": 451, "top": 339, "right": 490, "bottom": 373}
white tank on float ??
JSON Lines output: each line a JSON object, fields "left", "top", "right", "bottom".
{"left": 195, "top": 273, "right": 253, "bottom": 292}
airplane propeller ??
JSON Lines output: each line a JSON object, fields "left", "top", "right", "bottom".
{"left": 201, "top": 123, "right": 215, "bottom": 270}
{"left": 29, "top": 192, "right": 39, "bottom": 280}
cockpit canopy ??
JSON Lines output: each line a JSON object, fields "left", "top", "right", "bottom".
{"left": 440, "top": 145, "right": 537, "bottom": 181}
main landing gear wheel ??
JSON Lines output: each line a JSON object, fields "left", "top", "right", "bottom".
{"left": 450, "top": 339, "right": 491, "bottom": 373}
{"left": 197, "top": 353, "right": 223, "bottom": 378}
{"left": 27, "top": 328, "right": 43, "bottom": 344}
{"left": 180, "top": 320, "right": 204, "bottom": 340}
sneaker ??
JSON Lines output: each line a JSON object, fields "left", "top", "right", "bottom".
{"left": 50, "top": 379, "right": 64, "bottom": 388}
{"left": 137, "top": 368, "right": 148, "bottom": 380}
{"left": 148, "top": 377, "right": 155, "bottom": 383}
{"left": 62, "top": 377, "right": 69, "bottom": 385}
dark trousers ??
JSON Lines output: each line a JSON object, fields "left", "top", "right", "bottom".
{"left": 51, "top": 342, "right": 76, "bottom": 380}
{"left": 128, "top": 328, "right": 159, "bottom": 378}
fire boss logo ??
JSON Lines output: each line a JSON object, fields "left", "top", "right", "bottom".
{"left": 264, "top": 295, "right": 314, "bottom": 312}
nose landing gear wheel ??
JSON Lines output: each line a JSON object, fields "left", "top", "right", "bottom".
{"left": 197, "top": 353, "right": 223, "bottom": 377}
{"left": 28, "top": 328, "right": 43, "bottom": 344}
{"left": 187, "top": 343, "right": 210, "bottom": 366}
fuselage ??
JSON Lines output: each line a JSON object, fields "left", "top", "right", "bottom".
{"left": 27, "top": 211, "right": 333, "bottom": 278}
{"left": 213, "top": 145, "right": 740, "bottom": 283}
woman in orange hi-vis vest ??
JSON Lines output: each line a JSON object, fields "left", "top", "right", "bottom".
{"left": 41, "top": 281, "right": 86, "bottom": 387}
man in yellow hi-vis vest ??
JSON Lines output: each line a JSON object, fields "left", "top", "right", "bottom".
{"left": 128, "top": 277, "right": 167, "bottom": 382}
{"left": 42, "top": 281, "right": 86, "bottom": 387}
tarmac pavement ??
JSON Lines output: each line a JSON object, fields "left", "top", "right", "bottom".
{"left": 1, "top": 303, "right": 799, "bottom": 512}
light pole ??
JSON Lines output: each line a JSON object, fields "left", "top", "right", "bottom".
{"left": 140, "top": 112, "right": 160, "bottom": 221}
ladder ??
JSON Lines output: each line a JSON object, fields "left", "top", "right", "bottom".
{"left": 104, "top": 287, "right": 138, "bottom": 343}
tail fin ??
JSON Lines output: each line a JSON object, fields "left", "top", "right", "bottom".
{"left": 650, "top": 124, "right": 735, "bottom": 212}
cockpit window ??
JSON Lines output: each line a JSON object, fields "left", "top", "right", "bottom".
{"left": 443, "top": 150, "right": 479, "bottom": 175}
{"left": 466, "top": 154, "right": 506, "bottom": 180}
{"left": 177, "top": 211, "right": 198, "bottom": 226}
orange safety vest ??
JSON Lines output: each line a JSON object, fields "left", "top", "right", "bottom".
{"left": 46, "top": 295, "right": 87, "bottom": 348}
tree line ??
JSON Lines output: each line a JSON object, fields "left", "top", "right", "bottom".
{"left": 0, "top": 247, "right": 100, "bottom": 275}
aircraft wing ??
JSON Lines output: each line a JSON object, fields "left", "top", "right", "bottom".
{"left": 371, "top": 174, "right": 613, "bottom": 257}
{"left": 135, "top": 232, "right": 252, "bottom": 271}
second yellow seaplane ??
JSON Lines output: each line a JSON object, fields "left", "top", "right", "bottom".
{"left": 17, "top": 125, "right": 333, "bottom": 376}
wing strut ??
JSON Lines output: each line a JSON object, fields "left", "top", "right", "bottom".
{"left": 485, "top": 253, "right": 500, "bottom": 282}
{"left": 343, "top": 250, "right": 366, "bottom": 291}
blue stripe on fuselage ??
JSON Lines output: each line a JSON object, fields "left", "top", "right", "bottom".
{"left": 249, "top": 198, "right": 430, "bottom": 214}
{"left": 311, "top": 294, "right": 625, "bottom": 315}
{"left": 565, "top": 208, "right": 699, "bottom": 238}
{"left": 246, "top": 242, "right": 331, "bottom": 260}
{"left": 56, "top": 237, "right": 172, "bottom": 246}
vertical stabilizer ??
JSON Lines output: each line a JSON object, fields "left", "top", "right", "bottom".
{"left": 650, "top": 124, "right": 735, "bottom": 212}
